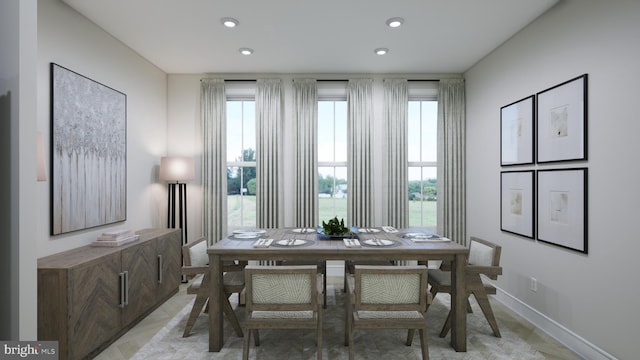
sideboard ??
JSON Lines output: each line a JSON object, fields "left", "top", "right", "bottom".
{"left": 37, "top": 228, "right": 181, "bottom": 360}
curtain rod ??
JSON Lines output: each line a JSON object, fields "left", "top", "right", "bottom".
{"left": 200, "top": 79, "right": 257, "bottom": 82}
{"left": 309, "top": 79, "right": 440, "bottom": 82}
{"left": 200, "top": 78, "right": 441, "bottom": 82}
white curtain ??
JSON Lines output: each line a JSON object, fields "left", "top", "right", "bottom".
{"left": 437, "top": 79, "right": 466, "bottom": 246}
{"left": 200, "top": 79, "right": 227, "bottom": 244}
{"left": 256, "top": 79, "right": 282, "bottom": 228}
{"left": 383, "top": 79, "right": 409, "bottom": 229}
{"left": 293, "top": 79, "right": 318, "bottom": 227}
{"left": 347, "top": 79, "right": 374, "bottom": 227}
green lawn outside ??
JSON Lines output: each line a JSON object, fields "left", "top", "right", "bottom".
{"left": 228, "top": 195, "right": 436, "bottom": 228}
{"left": 228, "top": 194, "right": 257, "bottom": 227}
{"left": 318, "top": 197, "right": 348, "bottom": 223}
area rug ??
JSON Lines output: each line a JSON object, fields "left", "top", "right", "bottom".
{"left": 131, "top": 285, "right": 545, "bottom": 359}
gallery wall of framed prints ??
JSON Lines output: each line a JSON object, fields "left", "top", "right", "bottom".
{"left": 499, "top": 74, "right": 588, "bottom": 254}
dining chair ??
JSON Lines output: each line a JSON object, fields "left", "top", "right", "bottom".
{"left": 276, "top": 260, "right": 327, "bottom": 308}
{"left": 243, "top": 265, "right": 323, "bottom": 360}
{"left": 181, "top": 237, "right": 246, "bottom": 338}
{"left": 345, "top": 265, "right": 431, "bottom": 360}
{"left": 343, "top": 259, "right": 395, "bottom": 292}
{"left": 342, "top": 228, "right": 395, "bottom": 291}
{"left": 427, "top": 236, "right": 503, "bottom": 338}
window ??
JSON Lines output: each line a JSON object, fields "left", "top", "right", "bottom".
{"left": 318, "top": 98, "right": 348, "bottom": 223}
{"left": 227, "top": 100, "right": 256, "bottom": 228}
{"left": 408, "top": 100, "right": 438, "bottom": 228}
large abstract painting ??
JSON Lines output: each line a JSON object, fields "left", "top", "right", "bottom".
{"left": 51, "top": 63, "right": 127, "bottom": 235}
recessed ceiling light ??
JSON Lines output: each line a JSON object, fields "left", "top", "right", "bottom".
{"left": 239, "top": 48, "right": 254, "bottom": 55}
{"left": 221, "top": 17, "right": 239, "bottom": 28}
{"left": 374, "top": 48, "right": 389, "bottom": 55}
{"left": 386, "top": 17, "right": 404, "bottom": 28}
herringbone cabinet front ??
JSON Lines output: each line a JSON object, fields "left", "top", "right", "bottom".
{"left": 38, "top": 228, "right": 181, "bottom": 360}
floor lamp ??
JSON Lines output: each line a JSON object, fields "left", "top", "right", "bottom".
{"left": 159, "top": 156, "right": 195, "bottom": 282}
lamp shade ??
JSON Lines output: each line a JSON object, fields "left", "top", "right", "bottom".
{"left": 159, "top": 156, "right": 195, "bottom": 182}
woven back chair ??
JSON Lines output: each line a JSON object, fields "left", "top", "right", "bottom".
{"left": 276, "top": 260, "right": 327, "bottom": 308}
{"left": 243, "top": 265, "right": 323, "bottom": 360}
{"left": 345, "top": 265, "right": 430, "bottom": 360}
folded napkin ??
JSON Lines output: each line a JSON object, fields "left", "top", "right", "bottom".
{"left": 343, "top": 238, "right": 361, "bottom": 248}
{"left": 411, "top": 237, "right": 451, "bottom": 243}
{"left": 253, "top": 238, "right": 273, "bottom": 248}
{"left": 381, "top": 226, "right": 398, "bottom": 233}
{"left": 358, "top": 228, "right": 381, "bottom": 233}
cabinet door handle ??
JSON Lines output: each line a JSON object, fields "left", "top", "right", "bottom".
{"left": 123, "top": 270, "right": 129, "bottom": 306}
{"left": 119, "top": 272, "right": 126, "bottom": 308}
{"left": 157, "top": 254, "right": 163, "bottom": 284}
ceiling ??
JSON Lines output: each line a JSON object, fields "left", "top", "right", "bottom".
{"left": 61, "top": 0, "right": 558, "bottom": 75}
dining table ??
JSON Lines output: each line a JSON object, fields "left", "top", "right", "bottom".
{"left": 207, "top": 227, "right": 470, "bottom": 352}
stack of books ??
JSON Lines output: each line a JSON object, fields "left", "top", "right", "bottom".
{"left": 92, "top": 229, "right": 140, "bottom": 247}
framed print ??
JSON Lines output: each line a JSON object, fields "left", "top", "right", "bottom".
{"left": 501, "top": 170, "right": 534, "bottom": 238}
{"left": 51, "top": 63, "right": 127, "bottom": 235}
{"left": 501, "top": 95, "right": 535, "bottom": 166}
{"left": 537, "top": 168, "right": 588, "bottom": 254}
{"left": 537, "top": 74, "right": 588, "bottom": 163}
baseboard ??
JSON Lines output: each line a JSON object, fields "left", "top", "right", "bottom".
{"left": 329, "top": 262, "right": 614, "bottom": 359}
{"left": 493, "top": 286, "right": 617, "bottom": 360}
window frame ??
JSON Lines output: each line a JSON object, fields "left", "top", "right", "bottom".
{"left": 317, "top": 81, "right": 348, "bottom": 223}
{"left": 226, "top": 82, "right": 257, "bottom": 229}
{"left": 407, "top": 82, "right": 438, "bottom": 228}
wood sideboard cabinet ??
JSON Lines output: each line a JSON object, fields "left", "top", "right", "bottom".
{"left": 37, "top": 228, "right": 181, "bottom": 360}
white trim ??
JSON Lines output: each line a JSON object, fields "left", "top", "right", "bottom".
{"left": 493, "top": 285, "right": 617, "bottom": 360}
{"left": 332, "top": 265, "right": 615, "bottom": 359}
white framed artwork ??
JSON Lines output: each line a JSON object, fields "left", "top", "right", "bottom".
{"left": 501, "top": 95, "right": 534, "bottom": 166}
{"left": 537, "top": 74, "right": 588, "bottom": 163}
{"left": 501, "top": 170, "right": 534, "bottom": 238}
{"left": 537, "top": 168, "right": 588, "bottom": 253}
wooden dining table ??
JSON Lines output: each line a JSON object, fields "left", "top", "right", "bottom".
{"left": 207, "top": 227, "right": 470, "bottom": 352}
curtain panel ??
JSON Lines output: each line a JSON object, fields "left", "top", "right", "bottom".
{"left": 200, "top": 79, "right": 227, "bottom": 244}
{"left": 383, "top": 79, "right": 409, "bottom": 229}
{"left": 437, "top": 79, "right": 466, "bottom": 246}
{"left": 347, "top": 79, "right": 374, "bottom": 227}
{"left": 255, "top": 79, "right": 283, "bottom": 228}
{"left": 292, "top": 79, "right": 318, "bottom": 227}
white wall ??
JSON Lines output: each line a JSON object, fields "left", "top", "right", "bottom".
{"left": 1, "top": 0, "right": 39, "bottom": 341}
{"left": 0, "top": 0, "right": 19, "bottom": 340}
{"left": 465, "top": 0, "right": 640, "bottom": 358}
{"left": 37, "top": 0, "right": 169, "bottom": 257}
{"left": 166, "top": 74, "right": 202, "bottom": 242}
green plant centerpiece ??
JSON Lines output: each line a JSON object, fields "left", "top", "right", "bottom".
{"left": 321, "top": 217, "right": 352, "bottom": 236}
